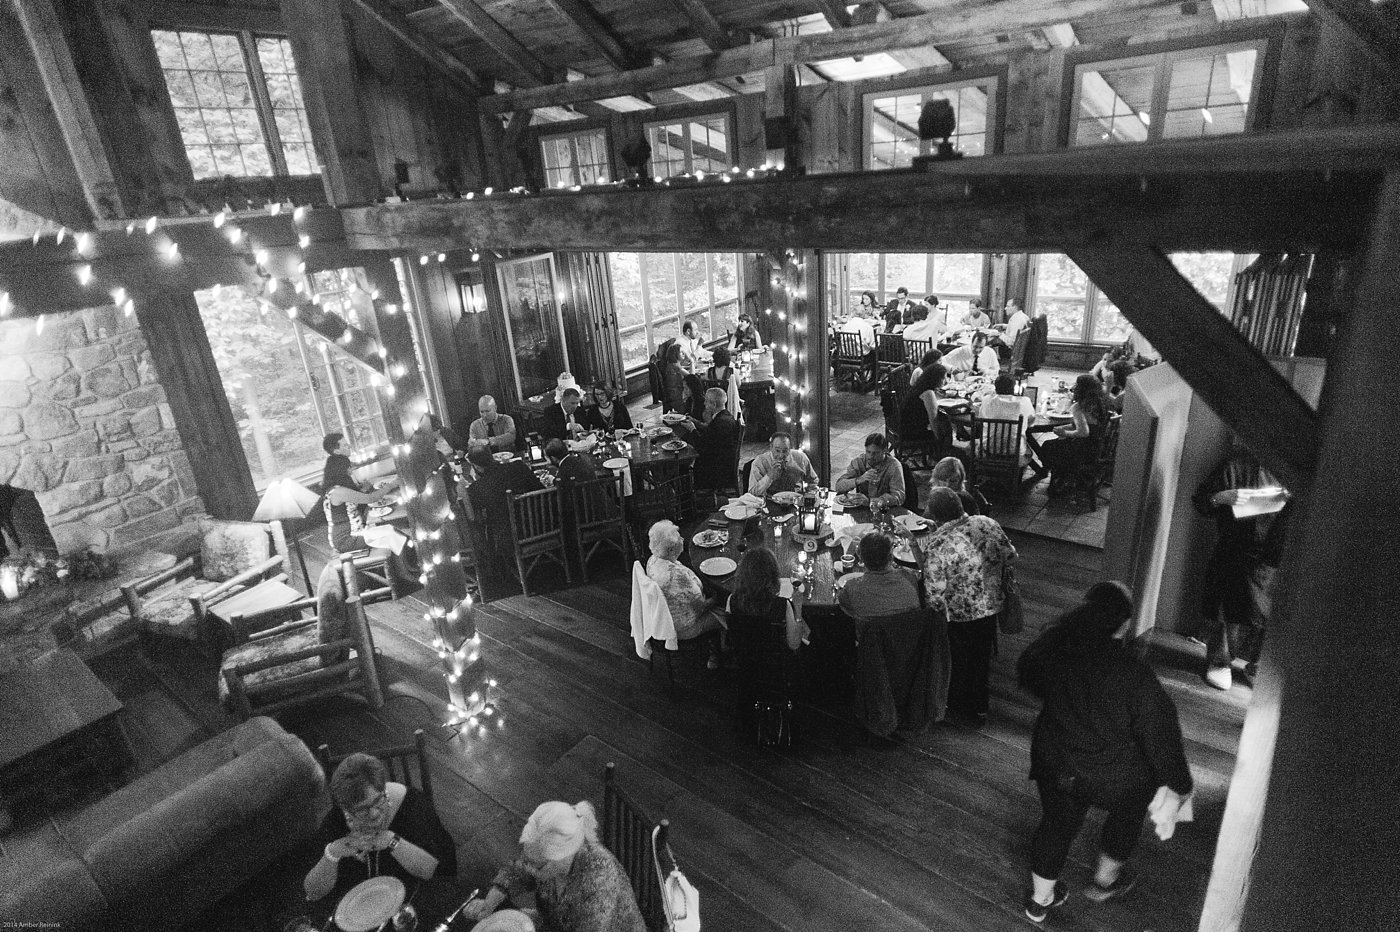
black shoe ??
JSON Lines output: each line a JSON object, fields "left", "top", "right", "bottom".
{"left": 1024, "top": 882, "right": 1068, "bottom": 922}
{"left": 1084, "top": 866, "right": 1137, "bottom": 903}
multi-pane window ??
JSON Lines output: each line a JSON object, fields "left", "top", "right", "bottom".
{"left": 864, "top": 78, "right": 997, "bottom": 169}
{"left": 831, "top": 253, "right": 986, "bottom": 323}
{"left": 152, "top": 29, "right": 318, "bottom": 179}
{"left": 645, "top": 115, "right": 731, "bottom": 179}
{"left": 609, "top": 253, "right": 742, "bottom": 370}
{"left": 541, "top": 128, "right": 611, "bottom": 188}
{"left": 1069, "top": 41, "right": 1264, "bottom": 147}
{"left": 1031, "top": 252, "right": 1247, "bottom": 345}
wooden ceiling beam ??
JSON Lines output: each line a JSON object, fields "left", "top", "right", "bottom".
{"left": 1304, "top": 0, "right": 1400, "bottom": 77}
{"left": 435, "top": 0, "right": 560, "bottom": 86}
{"left": 540, "top": 0, "right": 639, "bottom": 70}
{"left": 334, "top": 125, "right": 1400, "bottom": 253}
{"left": 480, "top": 0, "right": 1174, "bottom": 113}
{"left": 850, "top": 2, "right": 953, "bottom": 70}
{"left": 815, "top": 0, "right": 853, "bottom": 30}
{"left": 346, "top": 0, "right": 486, "bottom": 95}
{"left": 1069, "top": 242, "right": 1316, "bottom": 490}
{"left": 668, "top": 0, "right": 739, "bottom": 50}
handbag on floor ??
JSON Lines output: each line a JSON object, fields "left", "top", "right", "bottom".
{"left": 999, "top": 563, "right": 1024, "bottom": 635}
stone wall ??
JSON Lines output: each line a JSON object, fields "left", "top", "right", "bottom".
{"left": 0, "top": 307, "right": 206, "bottom": 554}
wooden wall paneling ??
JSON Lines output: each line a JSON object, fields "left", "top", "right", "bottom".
{"left": 734, "top": 94, "right": 766, "bottom": 168}
{"left": 1268, "top": 16, "right": 1319, "bottom": 130}
{"left": 1298, "top": 16, "right": 1376, "bottom": 128}
{"left": 283, "top": 0, "right": 382, "bottom": 206}
{"left": 0, "top": 3, "right": 90, "bottom": 233}
{"left": 406, "top": 260, "right": 473, "bottom": 430}
{"left": 133, "top": 286, "right": 258, "bottom": 519}
{"left": 803, "top": 83, "right": 843, "bottom": 175}
{"left": 473, "top": 251, "right": 522, "bottom": 412}
{"left": 1219, "top": 172, "right": 1400, "bottom": 932}
{"left": 12, "top": 0, "right": 131, "bottom": 220}
{"left": 762, "top": 64, "right": 800, "bottom": 171}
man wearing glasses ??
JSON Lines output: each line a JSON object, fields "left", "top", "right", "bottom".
{"left": 304, "top": 753, "right": 457, "bottom": 904}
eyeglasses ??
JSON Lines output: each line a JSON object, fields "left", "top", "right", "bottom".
{"left": 344, "top": 790, "right": 388, "bottom": 818}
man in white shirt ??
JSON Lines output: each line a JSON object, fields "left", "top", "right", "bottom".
{"left": 992, "top": 298, "right": 1031, "bottom": 362}
{"left": 901, "top": 304, "right": 943, "bottom": 344}
{"left": 833, "top": 433, "right": 905, "bottom": 510}
{"left": 978, "top": 374, "right": 1038, "bottom": 457}
{"left": 962, "top": 299, "right": 991, "bottom": 329}
{"left": 943, "top": 333, "right": 1000, "bottom": 378}
{"left": 747, "top": 432, "right": 818, "bottom": 495}
{"left": 838, "top": 311, "right": 877, "bottom": 352}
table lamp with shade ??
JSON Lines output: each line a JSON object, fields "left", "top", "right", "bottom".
{"left": 252, "top": 477, "right": 321, "bottom": 594}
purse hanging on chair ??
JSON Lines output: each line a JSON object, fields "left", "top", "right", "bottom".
{"left": 653, "top": 824, "right": 701, "bottom": 932}
{"left": 999, "top": 563, "right": 1025, "bottom": 635}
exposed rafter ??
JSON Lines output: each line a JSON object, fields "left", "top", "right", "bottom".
{"left": 851, "top": 2, "right": 953, "bottom": 70}
{"left": 480, "top": 0, "right": 1177, "bottom": 113}
{"left": 540, "top": 0, "right": 639, "bottom": 70}
{"left": 814, "top": 0, "right": 852, "bottom": 29}
{"left": 1304, "top": 0, "right": 1400, "bottom": 75}
{"left": 345, "top": 0, "right": 485, "bottom": 94}
{"left": 668, "top": 0, "right": 738, "bottom": 49}
{"left": 435, "top": 0, "right": 559, "bottom": 86}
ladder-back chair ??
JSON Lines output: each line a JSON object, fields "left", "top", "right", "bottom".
{"left": 903, "top": 338, "right": 933, "bottom": 368}
{"left": 603, "top": 762, "right": 667, "bottom": 932}
{"left": 972, "top": 416, "right": 1030, "bottom": 497}
{"left": 316, "top": 729, "right": 434, "bottom": 806}
{"left": 1075, "top": 413, "right": 1122, "bottom": 511}
{"left": 882, "top": 363, "right": 912, "bottom": 398}
{"left": 833, "top": 331, "right": 874, "bottom": 391}
{"left": 570, "top": 476, "right": 630, "bottom": 582}
{"left": 506, "top": 486, "right": 572, "bottom": 597}
{"left": 875, "top": 333, "right": 905, "bottom": 378}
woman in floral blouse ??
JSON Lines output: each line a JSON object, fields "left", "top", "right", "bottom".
{"left": 918, "top": 487, "right": 1017, "bottom": 722}
{"left": 646, "top": 520, "right": 725, "bottom": 664}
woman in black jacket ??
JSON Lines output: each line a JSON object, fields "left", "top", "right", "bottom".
{"left": 1015, "top": 581, "right": 1193, "bottom": 923}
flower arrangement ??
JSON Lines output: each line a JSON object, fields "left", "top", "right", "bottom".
{"left": 0, "top": 548, "right": 118, "bottom": 600}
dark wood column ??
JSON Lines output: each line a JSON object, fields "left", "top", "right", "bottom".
{"left": 1233, "top": 172, "right": 1400, "bottom": 932}
{"left": 134, "top": 287, "right": 257, "bottom": 519}
{"left": 283, "top": 0, "right": 383, "bottom": 205}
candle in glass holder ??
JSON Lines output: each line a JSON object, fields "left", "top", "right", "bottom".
{"left": 0, "top": 565, "right": 17, "bottom": 600}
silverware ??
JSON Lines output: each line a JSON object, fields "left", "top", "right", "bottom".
{"left": 431, "top": 888, "right": 481, "bottom": 932}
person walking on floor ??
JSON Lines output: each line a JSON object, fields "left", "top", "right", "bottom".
{"left": 1015, "top": 581, "right": 1194, "bottom": 923}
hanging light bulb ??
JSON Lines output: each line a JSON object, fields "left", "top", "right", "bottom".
{"left": 293, "top": 205, "right": 308, "bottom": 222}
{"left": 213, "top": 211, "right": 227, "bottom": 228}
{"left": 144, "top": 217, "right": 158, "bottom": 234}
{"left": 298, "top": 234, "right": 310, "bottom": 249}
{"left": 165, "top": 241, "right": 180, "bottom": 260}
{"left": 255, "top": 249, "right": 269, "bottom": 266}
{"left": 76, "top": 264, "right": 93, "bottom": 286}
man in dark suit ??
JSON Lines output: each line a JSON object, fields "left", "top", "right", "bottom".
{"left": 884, "top": 287, "right": 916, "bottom": 331}
{"left": 539, "top": 388, "right": 588, "bottom": 441}
{"left": 545, "top": 438, "right": 598, "bottom": 487}
{"left": 464, "top": 446, "right": 544, "bottom": 584}
{"left": 680, "top": 387, "right": 743, "bottom": 492}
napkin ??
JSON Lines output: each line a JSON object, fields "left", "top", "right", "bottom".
{"left": 731, "top": 493, "right": 765, "bottom": 508}
{"left": 356, "top": 524, "right": 409, "bottom": 554}
{"left": 778, "top": 578, "right": 794, "bottom": 599}
{"left": 566, "top": 436, "right": 599, "bottom": 453}
{"left": 1148, "top": 786, "right": 1194, "bottom": 841}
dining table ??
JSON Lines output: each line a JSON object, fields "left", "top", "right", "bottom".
{"left": 550, "top": 422, "right": 698, "bottom": 497}
{"left": 685, "top": 492, "right": 934, "bottom": 706}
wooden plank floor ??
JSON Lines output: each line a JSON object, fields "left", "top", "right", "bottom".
{"left": 86, "top": 529, "right": 1243, "bottom": 932}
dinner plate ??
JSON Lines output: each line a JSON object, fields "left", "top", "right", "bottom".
{"left": 769, "top": 491, "right": 801, "bottom": 506}
{"left": 493, "top": 451, "right": 516, "bottom": 462}
{"left": 334, "top": 876, "right": 405, "bottom": 932}
{"left": 895, "top": 513, "right": 927, "bottom": 531}
{"left": 659, "top": 440, "right": 688, "bottom": 452}
{"left": 661, "top": 413, "right": 688, "bottom": 424}
{"left": 837, "top": 492, "right": 868, "bottom": 507}
{"left": 370, "top": 506, "right": 394, "bottom": 519}
{"left": 692, "top": 530, "right": 726, "bottom": 548}
{"left": 602, "top": 457, "right": 630, "bottom": 470}
{"left": 893, "top": 541, "right": 918, "bottom": 565}
{"left": 835, "top": 572, "right": 864, "bottom": 589}
{"left": 769, "top": 512, "right": 794, "bottom": 524}
{"left": 700, "top": 557, "right": 737, "bottom": 576}
{"left": 723, "top": 504, "right": 758, "bottom": 520}
{"left": 648, "top": 427, "right": 673, "bottom": 438}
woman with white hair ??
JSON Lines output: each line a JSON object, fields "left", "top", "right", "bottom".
{"left": 646, "top": 520, "right": 725, "bottom": 661}
{"left": 460, "top": 800, "right": 644, "bottom": 932}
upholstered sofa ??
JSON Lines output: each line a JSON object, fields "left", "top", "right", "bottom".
{"left": 0, "top": 716, "right": 328, "bottom": 931}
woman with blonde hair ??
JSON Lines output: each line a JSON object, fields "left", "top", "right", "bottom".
{"left": 462, "top": 800, "right": 645, "bottom": 931}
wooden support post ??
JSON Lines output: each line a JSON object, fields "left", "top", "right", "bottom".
{"left": 12, "top": 0, "right": 126, "bottom": 220}
{"left": 1217, "top": 171, "right": 1400, "bottom": 931}
{"left": 767, "top": 249, "right": 827, "bottom": 479}
{"left": 763, "top": 64, "right": 802, "bottom": 172}
{"left": 1067, "top": 243, "right": 1317, "bottom": 493}
{"left": 283, "top": 0, "right": 383, "bottom": 206}
{"left": 133, "top": 287, "right": 258, "bottom": 519}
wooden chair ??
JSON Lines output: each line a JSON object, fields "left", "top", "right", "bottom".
{"left": 631, "top": 465, "right": 698, "bottom": 528}
{"left": 833, "top": 331, "right": 874, "bottom": 392}
{"left": 602, "top": 762, "right": 668, "bottom": 932}
{"left": 1074, "top": 413, "right": 1122, "bottom": 511}
{"left": 122, "top": 517, "right": 291, "bottom": 652}
{"left": 882, "top": 363, "right": 912, "bottom": 398}
{"left": 316, "top": 729, "right": 434, "bottom": 806}
{"left": 342, "top": 548, "right": 397, "bottom": 605}
{"left": 1022, "top": 384, "right": 1039, "bottom": 409}
{"left": 506, "top": 486, "right": 572, "bottom": 596}
{"left": 875, "top": 332, "right": 905, "bottom": 378}
{"left": 903, "top": 338, "right": 933, "bottom": 368}
{"left": 219, "top": 593, "right": 384, "bottom": 721}
{"left": 972, "top": 416, "right": 1031, "bottom": 497}
{"left": 1008, "top": 327, "right": 1031, "bottom": 376}
{"left": 570, "top": 476, "right": 630, "bottom": 582}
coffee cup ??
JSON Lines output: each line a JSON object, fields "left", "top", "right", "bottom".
{"left": 841, "top": 555, "right": 856, "bottom": 570}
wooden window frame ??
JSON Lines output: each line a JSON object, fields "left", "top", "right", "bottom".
{"left": 858, "top": 66, "right": 1005, "bottom": 170}
{"left": 642, "top": 111, "right": 736, "bottom": 179}
{"left": 539, "top": 127, "right": 613, "bottom": 188}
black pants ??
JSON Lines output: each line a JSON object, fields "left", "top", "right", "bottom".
{"left": 1030, "top": 777, "right": 1155, "bottom": 880}
{"left": 947, "top": 614, "right": 998, "bottom": 715}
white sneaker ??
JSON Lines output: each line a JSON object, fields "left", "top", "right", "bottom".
{"left": 1205, "top": 666, "right": 1233, "bottom": 690}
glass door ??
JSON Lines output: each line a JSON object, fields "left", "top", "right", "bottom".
{"left": 496, "top": 254, "right": 571, "bottom": 399}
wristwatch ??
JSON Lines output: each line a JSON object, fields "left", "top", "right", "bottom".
{"left": 385, "top": 833, "right": 401, "bottom": 853}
